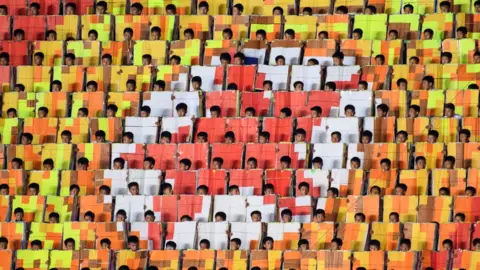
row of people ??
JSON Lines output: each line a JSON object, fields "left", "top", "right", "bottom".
{"left": 2, "top": 0, "right": 480, "bottom": 15}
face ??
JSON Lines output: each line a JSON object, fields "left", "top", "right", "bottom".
{"left": 330, "top": 242, "right": 339, "bottom": 250}
{"left": 381, "top": 162, "right": 390, "bottom": 171}
{"left": 440, "top": 189, "right": 448, "bottom": 196}
{"left": 197, "top": 136, "right": 206, "bottom": 143}
{"left": 213, "top": 161, "right": 221, "bottom": 169}
{"left": 77, "top": 110, "right": 86, "bottom": 117}
{"left": 222, "top": 31, "right": 231, "bottom": 40}
{"left": 166, "top": 9, "right": 175, "bottom": 15}
{"left": 355, "top": 215, "right": 364, "bottom": 222}
{"left": 232, "top": 7, "right": 241, "bottom": 15}
{"left": 128, "top": 242, "right": 137, "bottom": 251}
{"left": 177, "top": 109, "right": 186, "bottom": 117}
{"left": 197, "top": 188, "right": 207, "bottom": 195}
{"left": 84, "top": 215, "right": 93, "bottom": 222}
{"left": 32, "top": 244, "right": 40, "bottom": 250}
{"left": 116, "top": 214, "right": 126, "bottom": 222}
{"left": 49, "top": 216, "right": 59, "bottom": 223}
{"left": 455, "top": 215, "right": 463, "bottom": 222}
{"left": 47, "top": 33, "right": 56, "bottom": 41}
{"left": 445, "top": 108, "right": 454, "bottom": 117}
{"left": 427, "top": 135, "right": 437, "bottom": 144}
{"left": 459, "top": 133, "right": 469, "bottom": 143}
{"left": 96, "top": 5, "right": 106, "bottom": 14}
{"left": 0, "top": 188, "right": 7, "bottom": 195}
{"left": 273, "top": 9, "right": 282, "bottom": 15}
{"left": 0, "top": 242, "right": 6, "bottom": 249}
{"left": 375, "top": 57, "right": 384, "bottom": 65}
{"left": 264, "top": 188, "right": 273, "bottom": 195}
{"left": 21, "top": 136, "right": 31, "bottom": 145}
{"left": 388, "top": 32, "right": 397, "bottom": 40}
{"left": 129, "top": 186, "right": 139, "bottom": 195}
{"left": 66, "top": 6, "right": 75, "bottom": 14}
{"left": 229, "top": 188, "right": 239, "bottom": 195}
{"left": 192, "top": 81, "right": 201, "bottom": 90}
{"left": 408, "top": 108, "right": 418, "bottom": 118}
{"left": 12, "top": 162, "right": 20, "bottom": 169}
{"left": 280, "top": 161, "right": 289, "bottom": 169}
{"left": 247, "top": 160, "right": 257, "bottom": 169}
{"left": 397, "top": 133, "right": 407, "bottom": 143}
{"left": 295, "top": 133, "right": 305, "bottom": 142}
{"left": 123, "top": 136, "right": 133, "bottom": 143}
{"left": 389, "top": 214, "right": 399, "bottom": 222}
{"left": 179, "top": 162, "right": 189, "bottom": 170}
{"left": 331, "top": 134, "right": 340, "bottom": 143}
{"left": 126, "top": 83, "right": 135, "bottom": 92}
{"left": 113, "top": 162, "right": 123, "bottom": 170}
{"left": 370, "top": 188, "right": 379, "bottom": 195}
{"left": 96, "top": 136, "right": 105, "bottom": 142}
{"left": 285, "top": 33, "right": 294, "bottom": 40}
{"left": 34, "top": 55, "right": 43, "bottom": 66}
{"left": 299, "top": 244, "right": 308, "bottom": 251}
{"left": 264, "top": 240, "right": 273, "bottom": 250}
{"left": 313, "top": 162, "right": 322, "bottom": 169}
{"left": 70, "top": 187, "right": 79, "bottom": 196}
{"left": 319, "top": 33, "right": 327, "bottom": 39}
{"left": 143, "top": 161, "right": 153, "bottom": 169}
{"left": 225, "top": 137, "right": 233, "bottom": 143}
{"left": 29, "top": 187, "right": 38, "bottom": 195}
{"left": 416, "top": 159, "right": 426, "bottom": 169}
{"left": 0, "top": 8, "right": 6, "bottom": 15}
{"left": 445, "top": 161, "right": 454, "bottom": 169}
{"left": 102, "top": 57, "right": 112, "bottom": 66}
{"left": 369, "top": 245, "right": 378, "bottom": 251}
{"left": 199, "top": 6, "right": 208, "bottom": 14}
{"left": 142, "top": 58, "right": 151, "bottom": 66}
{"left": 30, "top": 6, "right": 39, "bottom": 15}
{"left": 15, "top": 33, "right": 24, "bottom": 41}
{"left": 88, "top": 33, "right": 97, "bottom": 40}
{"left": 245, "top": 110, "right": 254, "bottom": 117}
{"left": 251, "top": 213, "right": 261, "bottom": 222}
{"left": 475, "top": 55, "right": 480, "bottom": 64}
{"left": 409, "top": 58, "right": 418, "bottom": 65}
{"left": 358, "top": 84, "right": 366, "bottom": 90}
{"left": 327, "top": 190, "right": 336, "bottom": 198}
{"left": 345, "top": 109, "right": 354, "bottom": 117}
{"left": 263, "top": 84, "right": 272, "bottom": 91}
{"left": 161, "top": 137, "right": 170, "bottom": 143}
{"left": 443, "top": 243, "right": 452, "bottom": 250}
{"left": 7, "top": 111, "right": 16, "bottom": 118}
{"left": 441, "top": 56, "right": 451, "bottom": 64}
{"left": 276, "top": 58, "right": 285, "bottom": 65}
{"left": 424, "top": 31, "right": 432, "bottom": 40}
{"left": 234, "top": 57, "right": 242, "bottom": 65}
{"left": 352, "top": 32, "right": 361, "bottom": 40}
{"left": 184, "top": 32, "right": 193, "bottom": 40}
{"left": 151, "top": 31, "right": 160, "bottom": 40}
{"left": 299, "top": 186, "right": 309, "bottom": 195}
{"left": 15, "top": 212, "right": 23, "bottom": 221}
{"left": 361, "top": 136, "right": 370, "bottom": 144}
{"left": 62, "top": 135, "right": 71, "bottom": 143}
{"left": 295, "top": 84, "right": 303, "bottom": 91}
{"left": 102, "top": 242, "right": 110, "bottom": 249}
{"left": 395, "top": 187, "right": 404, "bottom": 195}
{"left": 131, "top": 7, "right": 141, "bottom": 15}
{"left": 77, "top": 162, "right": 87, "bottom": 170}
{"left": 404, "top": 6, "right": 412, "bottom": 13}
{"left": 230, "top": 241, "right": 239, "bottom": 250}
{"left": 466, "top": 189, "right": 475, "bottom": 196}
{"left": 351, "top": 161, "right": 360, "bottom": 169}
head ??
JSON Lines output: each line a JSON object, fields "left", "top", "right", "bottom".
{"left": 77, "top": 157, "right": 89, "bottom": 170}
{"left": 113, "top": 157, "right": 125, "bottom": 170}
{"left": 230, "top": 238, "right": 241, "bottom": 250}
{"left": 352, "top": 28, "right": 363, "bottom": 40}
{"left": 130, "top": 2, "right": 143, "bottom": 15}
{"left": 280, "top": 108, "right": 292, "bottom": 118}
{"left": 84, "top": 211, "right": 95, "bottom": 221}
{"left": 33, "top": 52, "right": 44, "bottom": 66}
{"left": 330, "top": 238, "right": 343, "bottom": 250}
{"left": 388, "top": 30, "right": 398, "bottom": 40}
{"left": 423, "top": 29, "right": 434, "bottom": 40}
{"left": 161, "top": 183, "right": 173, "bottom": 195}
{"left": 350, "top": 157, "right": 361, "bottom": 169}
{"left": 327, "top": 187, "right": 339, "bottom": 198}
{"left": 215, "top": 212, "right": 227, "bottom": 222}
{"left": 331, "top": 131, "right": 341, "bottom": 143}
{"left": 466, "top": 186, "right": 476, "bottom": 197}
{"left": 332, "top": 52, "right": 344, "bottom": 66}
{"left": 102, "top": 54, "right": 112, "bottom": 66}
{"left": 196, "top": 132, "right": 208, "bottom": 143}
{"left": 175, "top": 103, "right": 187, "bottom": 117}
{"left": 284, "top": 29, "right": 295, "bottom": 40}
{"left": 77, "top": 107, "right": 88, "bottom": 117}
{"left": 444, "top": 103, "right": 456, "bottom": 117}
{"left": 0, "top": 52, "right": 9, "bottom": 66}
{"left": 439, "top": 187, "right": 450, "bottom": 196}
{"left": 88, "top": 30, "right": 98, "bottom": 40}
{"left": 11, "top": 158, "right": 23, "bottom": 169}
{"left": 264, "top": 184, "right": 275, "bottom": 195}
{"left": 166, "top": 4, "right": 176, "bottom": 14}
{"left": 396, "top": 131, "right": 408, "bottom": 143}
{"left": 160, "top": 131, "right": 172, "bottom": 143}
{"left": 256, "top": 29, "right": 266, "bottom": 41}
{"left": 142, "top": 54, "right": 152, "bottom": 66}
{"left": 369, "top": 186, "right": 380, "bottom": 195}
{"left": 191, "top": 76, "right": 202, "bottom": 90}
{"left": 380, "top": 158, "right": 391, "bottom": 171}
{"left": 122, "top": 132, "right": 134, "bottom": 143}
{"left": 13, "top": 29, "right": 25, "bottom": 41}
{"left": 394, "top": 184, "right": 407, "bottom": 196}
{"left": 427, "top": 130, "right": 439, "bottom": 143}
{"left": 408, "top": 105, "right": 420, "bottom": 118}
{"left": 222, "top": 28, "right": 233, "bottom": 40}
{"left": 31, "top": 240, "right": 42, "bottom": 250}
{"left": 293, "top": 81, "right": 304, "bottom": 91}
{"left": 165, "top": 241, "right": 177, "bottom": 250}
{"left": 358, "top": 81, "right": 368, "bottom": 90}
{"left": 422, "top": 76, "right": 434, "bottom": 90}
{"left": 127, "top": 236, "right": 139, "bottom": 251}
{"left": 375, "top": 54, "right": 385, "bottom": 65}
{"left": 143, "top": 157, "right": 155, "bottom": 170}
{"left": 61, "top": 130, "right": 72, "bottom": 143}
{"left": 442, "top": 239, "right": 453, "bottom": 250}
{"left": 169, "top": 55, "right": 181, "bottom": 65}
{"left": 64, "top": 238, "right": 75, "bottom": 250}
{"left": 179, "top": 159, "right": 192, "bottom": 170}
{"left": 153, "top": 80, "right": 165, "bottom": 91}
{"left": 455, "top": 213, "right": 466, "bottom": 222}
{"left": 361, "top": 130, "right": 372, "bottom": 144}
{"left": 197, "top": 185, "right": 209, "bottom": 195}
{"left": 368, "top": 240, "right": 380, "bottom": 251}
{"left": 444, "top": 156, "right": 455, "bottom": 169}
{"left": 100, "top": 238, "right": 111, "bottom": 249}
{"left": 95, "top": 130, "right": 106, "bottom": 142}
{"left": 280, "top": 156, "right": 291, "bottom": 169}
{"left": 298, "top": 182, "right": 310, "bottom": 195}
{"left": 247, "top": 157, "right": 258, "bottom": 169}
{"left": 344, "top": 104, "right": 355, "bottom": 117}
{"left": 232, "top": 3, "right": 243, "bottom": 15}
{"left": 335, "top": 5, "right": 348, "bottom": 14}
{"left": 213, "top": 157, "right": 224, "bottom": 169}
{"left": 116, "top": 209, "right": 127, "bottom": 222}
{"left": 441, "top": 52, "right": 452, "bottom": 64}
{"left": 128, "top": 182, "right": 140, "bottom": 195}
{"left": 295, "top": 128, "right": 306, "bottom": 142}
{"left": 409, "top": 56, "right": 420, "bottom": 65}
{"left": 233, "top": 52, "right": 245, "bottom": 65}
{"left": 262, "top": 237, "right": 274, "bottom": 250}
{"left": 250, "top": 210, "right": 262, "bottom": 222}
{"left": 140, "top": 106, "right": 151, "bottom": 117}
{"left": 259, "top": 131, "right": 270, "bottom": 143}
{"left": 150, "top": 27, "right": 161, "bottom": 40}
{"left": 415, "top": 156, "right": 426, "bottom": 170}
{"left": 272, "top": 6, "right": 283, "bottom": 15}
{"left": 220, "top": 53, "right": 231, "bottom": 66}
{"left": 318, "top": 31, "right": 328, "bottom": 39}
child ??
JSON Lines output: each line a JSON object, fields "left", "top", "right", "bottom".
{"left": 256, "top": 29, "right": 266, "bottom": 41}
{"left": 455, "top": 213, "right": 465, "bottom": 222}
{"left": 64, "top": 238, "right": 75, "bottom": 250}
{"left": 281, "top": 209, "right": 293, "bottom": 222}
{"left": 128, "top": 182, "right": 140, "bottom": 195}
{"left": 222, "top": 28, "right": 233, "bottom": 40}
{"left": 166, "top": 4, "right": 176, "bottom": 14}
{"left": 330, "top": 131, "right": 341, "bottom": 143}
{"left": 272, "top": 6, "right": 283, "bottom": 15}
{"left": 14, "top": 84, "right": 25, "bottom": 92}
{"left": 160, "top": 131, "right": 172, "bottom": 143}
{"left": 396, "top": 131, "right": 408, "bottom": 143}
{"left": 330, "top": 238, "right": 342, "bottom": 250}
{"left": 427, "top": 130, "right": 439, "bottom": 143}
{"left": 444, "top": 156, "right": 455, "bottom": 169}
{"left": 368, "top": 240, "right": 380, "bottom": 251}
{"left": 444, "top": 103, "right": 461, "bottom": 119}
{"left": 140, "top": 106, "right": 151, "bottom": 117}
{"left": 126, "top": 80, "right": 136, "bottom": 92}
{"left": 88, "top": 30, "right": 98, "bottom": 40}
{"left": 220, "top": 53, "right": 231, "bottom": 66}
{"left": 130, "top": 2, "right": 143, "bottom": 14}
{"left": 332, "top": 52, "right": 344, "bottom": 66}
{"left": 197, "top": 185, "right": 209, "bottom": 195}
{"left": 122, "top": 132, "right": 134, "bottom": 143}
{"left": 400, "top": 239, "right": 411, "bottom": 251}
{"left": 247, "top": 157, "right": 258, "bottom": 169}
{"left": 439, "top": 0, "right": 451, "bottom": 12}
{"left": 262, "top": 237, "right": 274, "bottom": 250}
{"left": 100, "top": 238, "right": 111, "bottom": 249}
{"left": 310, "top": 106, "right": 322, "bottom": 118}
{"left": 150, "top": 27, "right": 161, "bottom": 40}
{"left": 279, "top": 108, "right": 292, "bottom": 118}
{"left": 175, "top": 103, "right": 187, "bottom": 117}
{"left": 212, "top": 157, "right": 223, "bottom": 169}
{"left": 0, "top": 52, "right": 8, "bottom": 66}
{"left": 170, "top": 55, "right": 181, "bottom": 65}
{"left": 77, "top": 158, "right": 89, "bottom": 170}
{"left": 0, "top": 237, "right": 7, "bottom": 250}
{"left": 280, "top": 156, "right": 291, "bottom": 169}
{"left": 408, "top": 105, "right": 420, "bottom": 118}
{"left": 230, "top": 238, "right": 241, "bottom": 250}
{"left": 153, "top": 80, "right": 165, "bottom": 91}
{"left": 33, "top": 52, "right": 44, "bottom": 66}
{"left": 369, "top": 186, "right": 380, "bottom": 195}
{"left": 361, "top": 130, "right": 372, "bottom": 144}
{"left": 245, "top": 107, "right": 256, "bottom": 117}
{"left": 65, "top": 2, "right": 76, "bottom": 14}
{"left": 318, "top": 31, "right": 328, "bottom": 39}
{"left": 327, "top": 187, "right": 339, "bottom": 198}
{"left": 224, "top": 131, "right": 235, "bottom": 143}
{"left": 364, "top": 5, "right": 376, "bottom": 14}
{"left": 314, "top": 209, "right": 325, "bottom": 222}
{"left": 184, "top": 28, "right": 194, "bottom": 39}
{"left": 70, "top": 184, "right": 80, "bottom": 196}
{"left": 142, "top": 54, "right": 152, "bottom": 66}
{"left": 422, "top": 75, "right": 435, "bottom": 90}
{"left": 96, "top": 1, "right": 108, "bottom": 14}
{"left": 102, "top": 54, "right": 112, "bottom": 65}
{"left": 215, "top": 212, "right": 227, "bottom": 222}
{"left": 29, "top": 2, "right": 40, "bottom": 15}
{"left": 196, "top": 132, "right": 208, "bottom": 143}
{"left": 298, "top": 182, "right": 310, "bottom": 195}
{"left": 352, "top": 28, "right": 363, "bottom": 40}
{"left": 388, "top": 30, "right": 398, "bottom": 40}
{"left": 380, "top": 158, "right": 391, "bottom": 171}
{"left": 95, "top": 130, "right": 106, "bottom": 143}
{"left": 13, "top": 29, "right": 25, "bottom": 41}
{"left": 389, "top": 212, "right": 399, "bottom": 222}
{"left": 127, "top": 236, "right": 139, "bottom": 251}
{"left": 324, "top": 82, "right": 336, "bottom": 91}
{"left": 199, "top": 239, "right": 210, "bottom": 250}
{"left": 250, "top": 211, "right": 262, "bottom": 222}
{"left": 113, "top": 157, "right": 125, "bottom": 169}
{"left": 465, "top": 186, "right": 476, "bottom": 196}
{"left": 415, "top": 156, "right": 427, "bottom": 170}
{"left": 84, "top": 211, "right": 95, "bottom": 221}
{"left": 6, "top": 108, "right": 16, "bottom": 118}
{"left": 335, "top": 6, "right": 348, "bottom": 14}
{"left": 264, "top": 184, "right": 275, "bottom": 195}
{"left": 179, "top": 159, "right": 192, "bottom": 170}
{"left": 11, "top": 158, "right": 23, "bottom": 169}
{"left": 423, "top": 29, "right": 434, "bottom": 40}
{"left": 307, "top": 58, "right": 319, "bottom": 66}
{"left": 0, "top": 5, "right": 7, "bottom": 15}
{"left": 191, "top": 76, "right": 202, "bottom": 90}
{"left": 165, "top": 241, "right": 177, "bottom": 250}
{"left": 294, "top": 128, "right": 306, "bottom": 142}
{"left": 37, "top": 107, "right": 49, "bottom": 118}
{"left": 374, "top": 54, "right": 385, "bottom": 65}
{"left": 65, "top": 53, "right": 75, "bottom": 65}
{"left": 228, "top": 185, "right": 240, "bottom": 195}
{"left": 61, "top": 130, "right": 72, "bottom": 143}
{"left": 459, "top": 129, "right": 471, "bottom": 143}
{"left": 43, "top": 159, "right": 54, "bottom": 170}
{"left": 358, "top": 81, "right": 368, "bottom": 90}
{"left": 394, "top": 184, "right": 407, "bottom": 195}
{"left": 161, "top": 183, "right": 173, "bottom": 195}
{"left": 409, "top": 56, "right": 420, "bottom": 65}
{"left": 263, "top": 80, "right": 273, "bottom": 91}
{"left": 116, "top": 210, "right": 127, "bottom": 222}
{"left": 284, "top": 29, "right": 295, "bottom": 40}
{"left": 143, "top": 157, "right": 155, "bottom": 169}
{"left": 28, "top": 183, "right": 39, "bottom": 195}
{"left": 14, "top": 208, "right": 24, "bottom": 222}
{"left": 293, "top": 81, "right": 304, "bottom": 91}
{"left": 354, "top": 213, "right": 366, "bottom": 222}
{"left": 31, "top": 240, "right": 42, "bottom": 250}
{"left": 232, "top": 3, "right": 243, "bottom": 15}
{"left": 0, "top": 184, "right": 8, "bottom": 195}
{"left": 312, "top": 157, "right": 323, "bottom": 169}
{"left": 441, "top": 52, "right": 452, "bottom": 64}
{"left": 350, "top": 157, "right": 361, "bottom": 169}
{"left": 234, "top": 52, "right": 245, "bottom": 65}
{"left": 344, "top": 105, "right": 356, "bottom": 117}
{"left": 403, "top": 4, "right": 413, "bottom": 13}
{"left": 77, "top": 108, "right": 89, "bottom": 117}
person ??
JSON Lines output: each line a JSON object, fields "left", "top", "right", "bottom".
{"left": 330, "top": 238, "right": 342, "bottom": 250}
{"left": 444, "top": 156, "right": 455, "bottom": 169}
{"left": 465, "top": 186, "right": 476, "bottom": 197}
{"left": 377, "top": 104, "right": 389, "bottom": 117}
{"left": 298, "top": 239, "right": 309, "bottom": 251}
{"left": 427, "top": 130, "right": 439, "bottom": 143}
{"left": 327, "top": 187, "right": 339, "bottom": 198}
{"left": 368, "top": 239, "right": 380, "bottom": 251}
{"left": 314, "top": 209, "right": 325, "bottom": 222}
{"left": 0, "top": 5, "right": 7, "bottom": 15}
{"left": 310, "top": 106, "right": 322, "bottom": 118}
{"left": 224, "top": 131, "right": 235, "bottom": 143}
{"left": 29, "top": 2, "right": 40, "bottom": 15}
{"left": 96, "top": 1, "right": 108, "bottom": 14}
{"left": 28, "top": 183, "right": 39, "bottom": 195}
{"left": 262, "top": 237, "right": 274, "bottom": 250}
{"left": 0, "top": 52, "right": 9, "bottom": 66}
{"left": 247, "top": 157, "right": 258, "bottom": 169}
{"left": 14, "top": 208, "right": 23, "bottom": 222}
{"left": 166, "top": 4, "right": 176, "bottom": 14}
{"left": 439, "top": 0, "right": 451, "bottom": 12}
{"left": 230, "top": 238, "right": 241, "bottom": 250}
{"left": 150, "top": 27, "right": 161, "bottom": 40}
{"left": 264, "top": 184, "right": 275, "bottom": 195}
{"left": 70, "top": 185, "right": 80, "bottom": 196}
{"left": 318, "top": 31, "right": 328, "bottom": 39}
{"left": 140, "top": 106, "right": 151, "bottom": 117}
{"left": 280, "top": 156, "right": 291, "bottom": 169}
{"left": 228, "top": 185, "right": 239, "bottom": 195}
{"left": 84, "top": 211, "right": 95, "bottom": 222}
{"left": 312, "top": 157, "right": 323, "bottom": 169}
{"left": 281, "top": 209, "right": 293, "bottom": 222}
{"left": 439, "top": 187, "right": 450, "bottom": 196}
{"left": 354, "top": 213, "right": 366, "bottom": 222}
{"left": 396, "top": 131, "right": 408, "bottom": 143}
{"left": 160, "top": 131, "right": 172, "bottom": 143}
{"left": 161, "top": 183, "right": 173, "bottom": 195}
{"left": 441, "top": 52, "right": 452, "bottom": 64}
{"left": 280, "top": 108, "right": 292, "bottom": 118}
{"left": 455, "top": 213, "right": 465, "bottom": 222}
{"left": 272, "top": 6, "right": 283, "bottom": 15}
{"left": 352, "top": 28, "right": 363, "bottom": 40}
{"left": 122, "top": 132, "right": 134, "bottom": 143}
{"left": 191, "top": 76, "right": 202, "bottom": 91}
{"left": 251, "top": 211, "right": 262, "bottom": 222}
{"left": 106, "top": 104, "right": 118, "bottom": 117}
{"left": 294, "top": 129, "right": 306, "bottom": 142}
{"left": 116, "top": 209, "right": 127, "bottom": 222}
{"left": 442, "top": 239, "right": 453, "bottom": 250}
{"left": 176, "top": 103, "right": 187, "bottom": 117}
{"left": 31, "top": 240, "right": 42, "bottom": 250}
{"left": 234, "top": 52, "right": 245, "bottom": 65}
{"left": 415, "top": 156, "right": 426, "bottom": 170}
{"left": 332, "top": 52, "right": 344, "bottom": 66}
{"left": 423, "top": 29, "right": 434, "bottom": 40}
{"left": 13, "top": 29, "right": 25, "bottom": 41}
{"left": 389, "top": 212, "right": 399, "bottom": 223}
{"left": 380, "top": 158, "right": 391, "bottom": 171}
{"left": 94, "top": 130, "right": 106, "bottom": 143}
{"left": 153, "top": 80, "right": 165, "bottom": 91}
{"left": 128, "top": 182, "right": 140, "bottom": 195}
{"left": 350, "top": 157, "right": 361, "bottom": 169}
{"left": 113, "top": 157, "right": 125, "bottom": 169}
{"left": 197, "top": 132, "right": 208, "bottom": 143}
{"left": 130, "top": 2, "right": 143, "bottom": 15}
{"left": 143, "top": 157, "right": 155, "bottom": 170}
{"left": 179, "top": 159, "right": 191, "bottom": 170}
{"left": 335, "top": 6, "right": 348, "bottom": 14}
{"left": 403, "top": 4, "right": 413, "bottom": 13}
{"left": 142, "top": 54, "right": 152, "bottom": 66}
{"left": 0, "top": 184, "right": 8, "bottom": 195}
{"left": 298, "top": 182, "right": 310, "bottom": 196}
{"left": 331, "top": 131, "right": 341, "bottom": 143}
{"left": 180, "top": 215, "right": 192, "bottom": 221}
{"left": 215, "top": 212, "right": 226, "bottom": 222}
{"left": 370, "top": 186, "right": 380, "bottom": 195}
{"left": 232, "top": 3, "right": 243, "bottom": 15}
{"left": 388, "top": 30, "right": 398, "bottom": 40}
{"left": 199, "top": 239, "right": 210, "bottom": 250}
{"left": 197, "top": 185, "right": 209, "bottom": 195}
{"left": 284, "top": 29, "right": 295, "bottom": 40}
{"left": 64, "top": 238, "right": 75, "bottom": 250}
{"left": 77, "top": 108, "right": 89, "bottom": 117}
{"left": 165, "top": 241, "right": 177, "bottom": 250}
{"left": 0, "top": 237, "right": 7, "bottom": 250}
{"left": 344, "top": 104, "right": 355, "bottom": 117}
{"left": 127, "top": 236, "right": 139, "bottom": 251}
{"left": 222, "top": 28, "right": 233, "bottom": 40}
{"left": 256, "top": 29, "right": 266, "bottom": 41}
{"left": 210, "top": 106, "right": 221, "bottom": 118}
{"left": 361, "top": 131, "right": 372, "bottom": 144}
